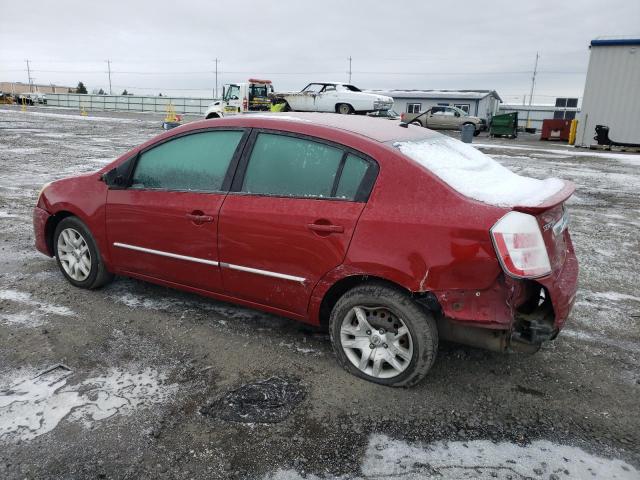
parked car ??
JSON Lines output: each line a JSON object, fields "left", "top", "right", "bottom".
{"left": 16, "top": 92, "right": 47, "bottom": 105}
{"left": 33, "top": 113, "right": 578, "bottom": 387}
{"left": 401, "top": 106, "right": 485, "bottom": 135}
{"left": 276, "top": 82, "right": 394, "bottom": 114}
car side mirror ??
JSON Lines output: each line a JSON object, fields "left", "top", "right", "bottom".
{"left": 455, "top": 112, "right": 460, "bottom": 117}
{"left": 102, "top": 167, "right": 127, "bottom": 189}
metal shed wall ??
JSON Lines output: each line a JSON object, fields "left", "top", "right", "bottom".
{"left": 391, "top": 95, "right": 499, "bottom": 122}
{"left": 576, "top": 41, "right": 640, "bottom": 146}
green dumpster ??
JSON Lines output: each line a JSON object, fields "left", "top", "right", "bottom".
{"left": 490, "top": 112, "right": 518, "bottom": 138}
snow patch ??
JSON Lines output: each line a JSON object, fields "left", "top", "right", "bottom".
{"left": 264, "top": 434, "right": 639, "bottom": 479}
{"left": 591, "top": 291, "right": 640, "bottom": 303}
{"left": 474, "top": 143, "right": 640, "bottom": 163}
{"left": 0, "top": 109, "right": 150, "bottom": 124}
{"left": 0, "top": 365, "right": 177, "bottom": 442}
{"left": 0, "top": 211, "right": 18, "bottom": 218}
{"left": 395, "top": 136, "right": 565, "bottom": 207}
{"left": 361, "top": 434, "right": 638, "bottom": 479}
{"left": 0, "top": 289, "right": 74, "bottom": 327}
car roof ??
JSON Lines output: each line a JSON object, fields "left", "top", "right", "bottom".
{"left": 193, "top": 112, "right": 439, "bottom": 143}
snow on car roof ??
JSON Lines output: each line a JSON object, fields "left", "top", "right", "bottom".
{"left": 394, "top": 136, "right": 566, "bottom": 207}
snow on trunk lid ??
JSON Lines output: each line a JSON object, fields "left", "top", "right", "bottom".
{"left": 394, "top": 135, "right": 567, "bottom": 208}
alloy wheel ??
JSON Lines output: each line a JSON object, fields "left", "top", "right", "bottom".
{"left": 339, "top": 305, "right": 413, "bottom": 379}
{"left": 57, "top": 227, "right": 92, "bottom": 282}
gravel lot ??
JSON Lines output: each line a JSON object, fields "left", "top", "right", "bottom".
{"left": 1, "top": 106, "right": 639, "bottom": 480}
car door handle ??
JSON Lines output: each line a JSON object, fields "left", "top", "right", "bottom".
{"left": 186, "top": 213, "right": 214, "bottom": 223}
{"left": 307, "top": 223, "right": 344, "bottom": 233}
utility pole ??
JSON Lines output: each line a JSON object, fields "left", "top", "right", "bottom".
{"left": 526, "top": 52, "right": 539, "bottom": 129}
{"left": 25, "top": 60, "right": 33, "bottom": 92}
{"left": 214, "top": 58, "right": 219, "bottom": 98}
{"left": 348, "top": 56, "right": 352, "bottom": 84}
{"left": 106, "top": 60, "right": 113, "bottom": 95}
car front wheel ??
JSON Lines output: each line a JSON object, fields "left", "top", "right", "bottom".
{"left": 54, "top": 217, "right": 113, "bottom": 289}
{"left": 329, "top": 283, "right": 438, "bottom": 387}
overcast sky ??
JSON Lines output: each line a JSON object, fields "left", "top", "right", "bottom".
{"left": 1, "top": 0, "right": 639, "bottom": 103}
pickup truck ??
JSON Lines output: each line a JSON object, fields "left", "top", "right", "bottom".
{"left": 401, "top": 106, "right": 485, "bottom": 135}
{"left": 275, "top": 82, "right": 394, "bottom": 115}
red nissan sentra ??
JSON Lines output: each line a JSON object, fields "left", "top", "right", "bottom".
{"left": 33, "top": 113, "right": 578, "bottom": 387}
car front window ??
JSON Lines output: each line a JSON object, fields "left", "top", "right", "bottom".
{"left": 131, "top": 131, "right": 244, "bottom": 192}
{"left": 224, "top": 85, "right": 241, "bottom": 101}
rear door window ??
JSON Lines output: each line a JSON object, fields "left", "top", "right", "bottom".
{"left": 131, "top": 130, "right": 244, "bottom": 192}
{"left": 241, "top": 133, "right": 343, "bottom": 198}
{"left": 335, "top": 154, "right": 369, "bottom": 200}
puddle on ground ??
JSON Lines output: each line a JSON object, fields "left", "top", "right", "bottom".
{"left": 202, "top": 376, "right": 305, "bottom": 424}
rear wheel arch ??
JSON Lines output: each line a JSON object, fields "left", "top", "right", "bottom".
{"left": 205, "top": 112, "right": 220, "bottom": 119}
{"left": 318, "top": 274, "right": 441, "bottom": 329}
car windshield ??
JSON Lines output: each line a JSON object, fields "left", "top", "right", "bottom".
{"left": 302, "top": 84, "right": 323, "bottom": 93}
{"left": 392, "top": 135, "right": 564, "bottom": 207}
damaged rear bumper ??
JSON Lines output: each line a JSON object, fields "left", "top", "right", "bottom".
{"left": 428, "top": 244, "right": 578, "bottom": 353}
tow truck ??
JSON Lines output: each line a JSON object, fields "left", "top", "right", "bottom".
{"left": 204, "top": 79, "right": 274, "bottom": 119}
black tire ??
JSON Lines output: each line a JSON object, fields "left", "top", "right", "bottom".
{"left": 53, "top": 216, "right": 113, "bottom": 289}
{"left": 336, "top": 103, "right": 354, "bottom": 115}
{"left": 411, "top": 121, "right": 423, "bottom": 127}
{"left": 205, "top": 113, "right": 219, "bottom": 119}
{"left": 329, "top": 283, "right": 438, "bottom": 387}
{"left": 473, "top": 129, "right": 481, "bottom": 137}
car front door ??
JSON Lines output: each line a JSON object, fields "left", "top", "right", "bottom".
{"left": 218, "top": 131, "right": 377, "bottom": 316}
{"left": 442, "top": 107, "right": 462, "bottom": 129}
{"left": 294, "top": 84, "right": 323, "bottom": 111}
{"left": 315, "top": 85, "right": 338, "bottom": 112}
{"left": 105, "top": 129, "right": 247, "bottom": 292}
{"left": 427, "top": 107, "right": 446, "bottom": 129}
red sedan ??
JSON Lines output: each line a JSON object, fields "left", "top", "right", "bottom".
{"left": 33, "top": 113, "right": 578, "bottom": 387}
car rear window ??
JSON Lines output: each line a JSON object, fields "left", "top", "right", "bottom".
{"left": 131, "top": 130, "right": 243, "bottom": 192}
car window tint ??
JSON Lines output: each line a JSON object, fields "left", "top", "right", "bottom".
{"left": 335, "top": 154, "right": 369, "bottom": 200}
{"left": 131, "top": 131, "right": 243, "bottom": 192}
{"left": 242, "top": 133, "right": 342, "bottom": 198}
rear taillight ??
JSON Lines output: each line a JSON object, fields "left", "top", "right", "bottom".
{"left": 490, "top": 211, "right": 551, "bottom": 279}
{"left": 400, "top": 113, "right": 406, "bottom": 121}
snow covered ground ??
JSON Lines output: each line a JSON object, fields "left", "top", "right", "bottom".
{"left": 0, "top": 106, "right": 639, "bottom": 479}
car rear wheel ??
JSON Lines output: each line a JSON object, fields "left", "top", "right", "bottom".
{"left": 54, "top": 217, "right": 113, "bottom": 289}
{"left": 336, "top": 103, "right": 354, "bottom": 115}
{"left": 329, "top": 283, "right": 438, "bottom": 387}
{"left": 411, "top": 121, "right": 423, "bottom": 127}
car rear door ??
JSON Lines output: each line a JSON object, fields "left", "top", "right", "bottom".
{"left": 105, "top": 129, "right": 247, "bottom": 292}
{"left": 218, "top": 130, "right": 378, "bottom": 316}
